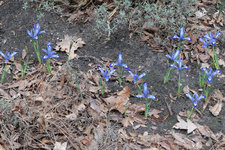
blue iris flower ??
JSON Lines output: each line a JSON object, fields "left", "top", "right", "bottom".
{"left": 204, "top": 31, "right": 220, "bottom": 46}
{"left": 185, "top": 93, "right": 205, "bottom": 108}
{"left": 27, "top": 23, "right": 46, "bottom": 40}
{"left": 199, "top": 36, "right": 211, "bottom": 48}
{"left": 98, "top": 66, "right": 116, "bottom": 82}
{"left": 127, "top": 70, "right": 146, "bottom": 84}
{"left": 172, "top": 27, "right": 192, "bottom": 41}
{"left": 42, "top": 42, "right": 60, "bottom": 60}
{"left": 109, "top": 52, "right": 128, "bottom": 68}
{"left": 201, "top": 67, "right": 221, "bottom": 84}
{"left": 0, "top": 50, "right": 19, "bottom": 63}
{"left": 166, "top": 49, "right": 180, "bottom": 61}
{"left": 169, "top": 58, "right": 189, "bottom": 71}
{"left": 135, "top": 82, "right": 157, "bottom": 100}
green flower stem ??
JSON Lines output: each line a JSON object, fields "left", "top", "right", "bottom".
{"left": 137, "top": 84, "right": 142, "bottom": 94}
{"left": 21, "top": 56, "right": 29, "bottom": 79}
{"left": 1, "top": 64, "right": 7, "bottom": 84}
{"left": 46, "top": 59, "right": 52, "bottom": 73}
{"left": 99, "top": 78, "right": 105, "bottom": 96}
{"left": 178, "top": 71, "right": 182, "bottom": 98}
{"left": 32, "top": 40, "right": 41, "bottom": 63}
{"left": 118, "top": 67, "right": 123, "bottom": 86}
{"left": 204, "top": 83, "right": 210, "bottom": 102}
{"left": 212, "top": 46, "right": 220, "bottom": 70}
{"left": 217, "top": 0, "right": 225, "bottom": 18}
{"left": 187, "top": 107, "right": 194, "bottom": 119}
{"left": 164, "top": 67, "right": 171, "bottom": 84}
{"left": 178, "top": 40, "right": 185, "bottom": 51}
{"left": 145, "top": 98, "right": 153, "bottom": 119}
{"left": 199, "top": 70, "right": 206, "bottom": 88}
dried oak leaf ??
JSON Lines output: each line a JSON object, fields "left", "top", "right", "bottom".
{"left": 55, "top": 35, "right": 85, "bottom": 60}
{"left": 173, "top": 115, "right": 197, "bottom": 134}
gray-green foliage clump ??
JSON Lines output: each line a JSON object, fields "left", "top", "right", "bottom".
{"left": 94, "top": 0, "right": 132, "bottom": 39}
{"left": 94, "top": 0, "right": 196, "bottom": 45}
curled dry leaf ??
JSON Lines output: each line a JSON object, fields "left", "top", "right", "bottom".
{"left": 218, "top": 59, "right": 225, "bottom": 67}
{"left": 209, "top": 101, "right": 223, "bottom": 116}
{"left": 212, "top": 89, "right": 225, "bottom": 102}
{"left": 55, "top": 35, "right": 85, "bottom": 60}
{"left": 183, "top": 85, "right": 190, "bottom": 94}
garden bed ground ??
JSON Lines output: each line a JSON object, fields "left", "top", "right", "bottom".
{"left": 0, "top": 0, "right": 224, "bottom": 149}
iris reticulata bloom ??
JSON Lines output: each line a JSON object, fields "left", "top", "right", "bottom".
{"left": 204, "top": 31, "right": 220, "bottom": 46}
{"left": 0, "top": 50, "right": 19, "bottom": 63}
{"left": 42, "top": 42, "right": 60, "bottom": 60}
{"left": 127, "top": 70, "right": 146, "bottom": 84}
{"left": 98, "top": 66, "right": 116, "bottom": 82}
{"left": 172, "top": 27, "right": 192, "bottom": 42}
{"left": 135, "top": 82, "right": 157, "bottom": 100}
{"left": 27, "top": 23, "right": 46, "bottom": 40}
{"left": 199, "top": 36, "right": 211, "bottom": 48}
{"left": 201, "top": 67, "right": 221, "bottom": 84}
{"left": 166, "top": 49, "right": 180, "bottom": 61}
{"left": 185, "top": 93, "right": 205, "bottom": 108}
{"left": 109, "top": 52, "right": 128, "bottom": 68}
{"left": 169, "top": 58, "right": 189, "bottom": 71}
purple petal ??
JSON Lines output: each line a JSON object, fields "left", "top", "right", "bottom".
{"left": 42, "top": 48, "right": 48, "bottom": 53}
{"left": 10, "top": 51, "right": 18, "bottom": 57}
{"left": 135, "top": 95, "right": 145, "bottom": 98}
{"left": 109, "top": 63, "right": 117, "bottom": 67}
{"left": 171, "top": 35, "right": 179, "bottom": 39}
{"left": 180, "top": 27, "right": 185, "bottom": 38}
{"left": 183, "top": 37, "right": 192, "bottom": 41}
{"left": 165, "top": 54, "right": 172, "bottom": 60}
{"left": 27, "top": 29, "right": 33, "bottom": 37}
{"left": 0, "top": 51, "right": 6, "bottom": 58}
{"left": 98, "top": 66, "right": 105, "bottom": 76}
{"left": 118, "top": 52, "right": 123, "bottom": 65}
{"left": 212, "top": 70, "right": 221, "bottom": 77}
{"left": 147, "top": 95, "right": 156, "bottom": 100}
{"left": 42, "top": 55, "right": 49, "bottom": 60}
{"left": 139, "top": 73, "right": 146, "bottom": 79}
{"left": 52, "top": 55, "right": 60, "bottom": 58}
{"left": 185, "top": 93, "right": 192, "bottom": 100}
{"left": 173, "top": 49, "right": 180, "bottom": 60}
{"left": 122, "top": 64, "right": 128, "bottom": 68}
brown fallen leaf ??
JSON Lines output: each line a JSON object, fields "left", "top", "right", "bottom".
{"left": 55, "top": 35, "right": 85, "bottom": 60}
{"left": 151, "top": 113, "right": 169, "bottom": 122}
{"left": 117, "top": 86, "right": 130, "bottom": 98}
{"left": 199, "top": 54, "right": 210, "bottom": 63}
{"left": 195, "top": 123, "right": 218, "bottom": 141}
{"left": 209, "top": 101, "right": 223, "bottom": 116}
{"left": 121, "top": 117, "right": 134, "bottom": 127}
{"left": 172, "top": 132, "right": 196, "bottom": 149}
{"left": 173, "top": 115, "right": 197, "bottom": 134}
{"left": 197, "top": 43, "right": 205, "bottom": 53}
{"left": 212, "top": 89, "right": 225, "bottom": 102}
{"left": 82, "top": 138, "right": 90, "bottom": 147}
